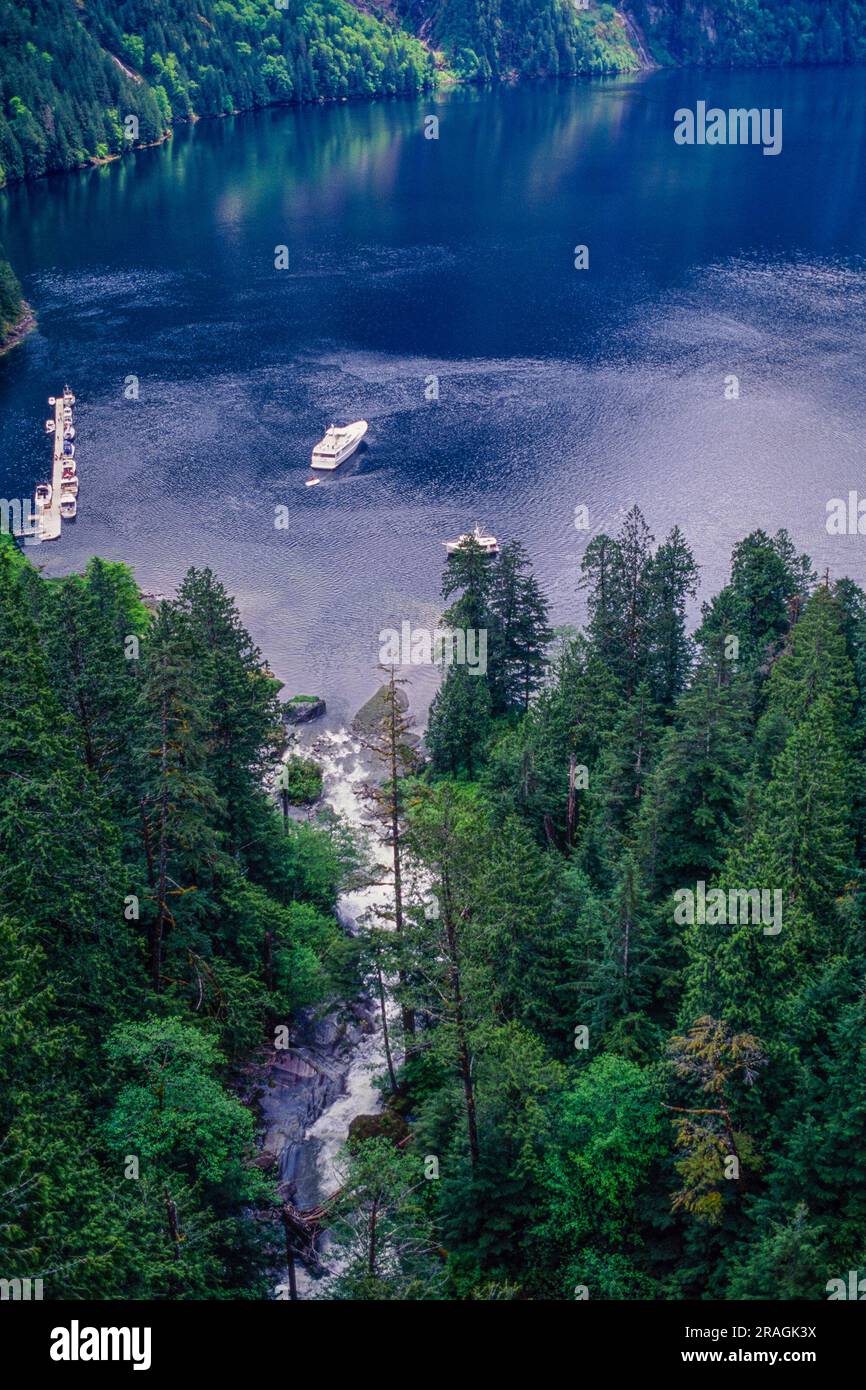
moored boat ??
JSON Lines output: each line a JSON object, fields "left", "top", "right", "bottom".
{"left": 59, "top": 493, "right": 77, "bottom": 519}
{"left": 444, "top": 524, "right": 499, "bottom": 556}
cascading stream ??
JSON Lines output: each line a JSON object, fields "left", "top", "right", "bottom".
{"left": 272, "top": 725, "right": 399, "bottom": 1297}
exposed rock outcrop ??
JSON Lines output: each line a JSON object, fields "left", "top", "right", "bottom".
{"left": 282, "top": 696, "right": 327, "bottom": 725}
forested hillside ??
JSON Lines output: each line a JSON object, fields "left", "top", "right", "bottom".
{"left": 6, "top": 0, "right": 864, "bottom": 196}
{"left": 0, "top": 537, "right": 358, "bottom": 1296}
{"left": 0, "top": 0, "right": 436, "bottom": 185}
{"left": 396, "top": 0, "right": 640, "bottom": 80}
{"left": 2, "top": 0, "right": 865, "bottom": 196}
{"left": 3, "top": 514, "right": 865, "bottom": 1299}
{"left": 332, "top": 513, "right": 866, "bottom": 1300}
{"left": 0, "top": 243, "right": 24, "bottom": 343}
{"left": 398, "top": 0, "right": 866, "bottom": 75}
{"left": 625, "top": 0, "right": 866, "bottom": 66}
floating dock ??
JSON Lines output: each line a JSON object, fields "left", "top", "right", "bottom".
{"left": 35, "top": 389, "right": 75, "bottom": 542}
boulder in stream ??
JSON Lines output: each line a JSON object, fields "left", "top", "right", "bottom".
{"left": 283, "top": 695, "right": 327, "bottom": 725}
{"left": 348, "top": 1107, "right": 409, "bottom": 1146}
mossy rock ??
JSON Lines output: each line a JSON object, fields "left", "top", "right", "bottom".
{"left": 348, "top": 1108, "right": 410, "bottom": 1146}
{"left": 282, "top": 695, "right": 326, "bottom": 724}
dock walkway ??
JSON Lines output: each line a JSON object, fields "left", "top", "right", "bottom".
{"left": 37, "top": 394, "right": 70, "bottom": 542}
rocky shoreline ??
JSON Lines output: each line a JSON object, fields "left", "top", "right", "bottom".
{"left": 0, "top": 303, "right": 36, "bottom": 357}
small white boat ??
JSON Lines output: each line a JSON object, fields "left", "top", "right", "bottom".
{"left": 61, "top": 476, "right": 79, "bottom": 497}
{"left": 63, "top": 442, "right": 75, "bottom": 459}
{"left": 62, "top": 386, "right": 75, "bottom": 405}
{"left": 305, "top": 477, "right": 321, "bottom": 488}
{"left": 45, "top": 419, "right": 55, "bottom": 434}
{"left": 444, "top": 524, "right": 499, "bottom": 556}
{"left": 64, "top": 426, "right": 75, "bottom": 440}
{"left": 62, "top": 461, "right": 76, "bottom": 476}
{"left": 35, "top": 483, "right": 52, "bottom": 506}
{"left": 59, "top": 493, "right": 77, "bottom": 519}
{"left": 311, "top": 419, "right": 368, "bottom": 470}
{"left": 62, "top": 408, "right": 72, "bottom": 423}
{"left": 48, "top": 396, "right": 56, "bottom": 406}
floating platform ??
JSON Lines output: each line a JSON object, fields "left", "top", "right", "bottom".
{"left": 36, "top": 389, "right": 75, "bottom": 542}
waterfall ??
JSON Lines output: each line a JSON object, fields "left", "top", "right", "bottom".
{"left": 269, "top": 725, "right": 399, "bottom": 1298}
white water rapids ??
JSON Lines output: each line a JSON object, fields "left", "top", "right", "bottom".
{"left": 280, "top": 725, "right": 399, "bottom": 1297}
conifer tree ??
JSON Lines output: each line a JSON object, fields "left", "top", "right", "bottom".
{"left": 580, "top": 532, "right": 626, "bottom": 675}
{"left": 764, "top": 583, "right": 857, "bottom": 735}
{"left": 174, "top": 567, "right": 283, "bottom": 854}
{"left": 488, "top": 540, "right": 552, "bottom": 713}
{"left": 726, "top": 528, "right": 813, "bottom": 662}
{"left": 357, "top": 666, "right": 417, "bottom": 1039}
{"left": 136, "top": 603, "right": 222, "bottom": 991}
{"left": 581, "top": 679, "right": 662, "bottom": 881}
{"left": 618, "top": 505, "right": 655, "bottom": 697}
{"left": 404, "top": 783, "right": 485, "bottom": 1168}
{"left": 580, "top": 507, "right": 655, "bottom": 696}
{"left": 469, "top": 814, "right": 578, "bottom": 1051}
{"left": 644, "top": 525, "right": 699, "bottom": 707}
{"left": 581, "top": 852, "right": 665, "bottom": 1059}
{"left": 665, "top": 1016, "right": 767, "bottom": 1225}
{"left": 637, "top": 651, "right": 752, "bottom": 894}
{"left": 426, "top": 664, "right": 491, "bottom": 777}
{"left": 441, "top": 534, "right": 495, "bottom": 633}
{"left": 483, "top": 634, "right": 618, "bottom": 847}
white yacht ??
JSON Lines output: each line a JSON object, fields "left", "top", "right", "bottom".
{"left": 444, "top": 524, "right": 499, "bottom": 556}
{"left": 59, "top": 492, "right": 77, "bottom": 519}
{"left": 311, "top": 420, "right": 368, "bottom": 470}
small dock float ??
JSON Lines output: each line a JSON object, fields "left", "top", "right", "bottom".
{"left": 35, "top": 387, "right": 76, "bottom": 542}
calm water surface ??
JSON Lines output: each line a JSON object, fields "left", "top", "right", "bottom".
{"left": 2, "top": 70, "right": 865, "bottom": 719}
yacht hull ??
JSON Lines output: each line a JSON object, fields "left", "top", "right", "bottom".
{"left": 311, "top": 420, "right": 368, "bottom": 469}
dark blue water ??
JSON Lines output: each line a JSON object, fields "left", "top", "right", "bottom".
{"left": 2, "top": 69, "right": 866, "bottom": 720}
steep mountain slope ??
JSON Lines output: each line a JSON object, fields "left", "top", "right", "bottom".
{"left": 396, "top": 0, "right": 641, "bottom": 78}
{"left": 625, "top": 0, "right": 866, "bottom": 66}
